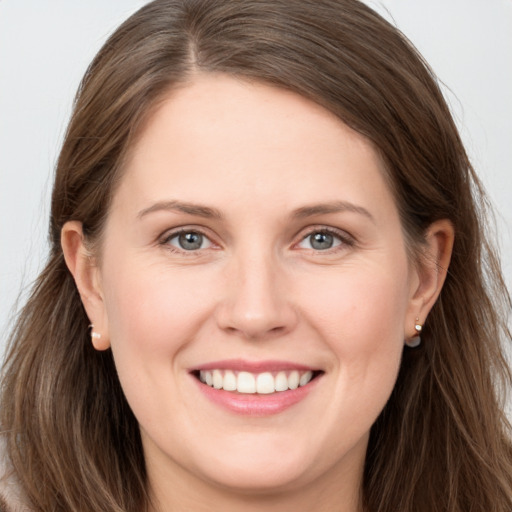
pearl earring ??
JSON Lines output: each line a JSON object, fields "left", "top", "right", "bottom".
{"left": 405, "top": 319, "right": 422, "bottom": 348}
{"left": 89, "top": 324, "right": 101, "bottom": 341}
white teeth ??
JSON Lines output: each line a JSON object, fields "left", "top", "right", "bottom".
{"left": 212, "top": 369, "right": 223, "bottom": 389}
{"left": 299, "top": 371, "right": 313, "bottom": 386}
{"left": 198, "top": 369, "right": 316, "bottom": 394}
{"left": 223, "top": 370, "right": 237, "bottom": 391}
{"left": 256, "top": 372, "right": 275, "bottom": 394}
{"left": 275, "top": 371, "right": 289, "bottom": 391}
{"left": 288, "top": 370, "right": 300, "bottom": 390}
{"left": 237, "top": 372, "right": 256, "bottom": 393}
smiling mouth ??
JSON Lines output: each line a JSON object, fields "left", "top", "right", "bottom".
{"left": 192, "top": 369, "right": 324, "bottom": 395}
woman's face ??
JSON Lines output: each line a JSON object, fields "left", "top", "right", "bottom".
{"left": 82, "top": 75, "right": 428, "bottom": 499}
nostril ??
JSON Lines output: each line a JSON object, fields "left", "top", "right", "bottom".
{"left": 221, "top": 319, "right": 295, "bottom": 341}
{"left": 214, "top": 283, "right": 299, "bottom": 340}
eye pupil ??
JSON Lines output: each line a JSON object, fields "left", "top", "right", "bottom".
{"left": 179, "top": 232, "right": 203, "bottom": 250}
{"left": 310, "top": 232, "right": 334, "bottom": 250}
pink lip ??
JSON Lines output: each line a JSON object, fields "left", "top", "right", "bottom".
{"left": 191, "top": 359, "right": 318, "bottom": 373}
{"left": 190, "top": 360, "right": 323, "bottom": 416}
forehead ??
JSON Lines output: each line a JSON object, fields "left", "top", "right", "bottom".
{"left": 115, "top": 74, "right": 395, "bottom": 221}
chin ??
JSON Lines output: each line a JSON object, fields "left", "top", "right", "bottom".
{"left": 199, "top": 458, "right": 312, "bottom": 494}
{"left": 184, "top": 432, "right": 333, "bottom": 495}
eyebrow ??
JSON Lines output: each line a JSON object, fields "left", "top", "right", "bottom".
{"left": 292, "top": 201, "right": 375, "bottom": 223}
{"left": 137, "top": 199, "right": 374, "bottom": 223}
{"left": 137, "top": 200, "right": 223, "bottom": 220}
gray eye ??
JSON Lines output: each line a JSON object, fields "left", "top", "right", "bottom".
{"left": 168, "top": 231, "right": 211, "bottom": 251}
{"left": 309, "top": 232, "right": 334, "bottom": 250}
{"left": 297, "top": 231, "right": 343, "bottom": 251}
{"left": 179, "top": 232, "right": 203, "bottom": 250}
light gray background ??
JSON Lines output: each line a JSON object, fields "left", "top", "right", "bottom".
{"left": 1, "top": 0, "right": 511, "bottom": 357}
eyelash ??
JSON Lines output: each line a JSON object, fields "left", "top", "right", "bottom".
{"left": 159, "top": 226, "right": 354, "bottom": 255}
{"left": 159, "top": 228, "right": 216, "bottom": 256}
{"left": 295, "top": 226, "right": 355, "bottom": 253}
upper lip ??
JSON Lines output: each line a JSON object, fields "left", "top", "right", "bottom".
{"left": 190, "top": 359, "right": 320, "bottom": 373}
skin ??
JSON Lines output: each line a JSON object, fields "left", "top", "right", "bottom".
{"left": 62, "top": 74, "right": 453, "bottom": 512}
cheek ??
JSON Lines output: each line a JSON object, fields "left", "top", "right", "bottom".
{"left": 101, "top": 259, "right": 216, "bottom": 353}
{"left": 98, "top": 258, "right": 224, "bottom": 418}
{"left": 297, "top": 262, "right": 410, "bottom": 356}
{"left": 298, "top": 275, "right": 406, "bottom": 456}
{"left": 294, "top": 261, "right": 409, "bottom": 425}
{"left": 98, "top": 258, "right": 223, "bottom": 422}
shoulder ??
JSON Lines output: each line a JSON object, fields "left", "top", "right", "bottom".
{"left": 0, "top": 436, "right": 33, "bottom": 512}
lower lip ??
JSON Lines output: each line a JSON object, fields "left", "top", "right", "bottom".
{"left": 192, "top": 375, "right": 321, "bottom": 416}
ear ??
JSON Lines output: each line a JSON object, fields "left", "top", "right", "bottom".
{"left": 61, "top": 221, "right": 111, "bottom": 350}
{"left": 405, "top": 219, "right": 454, "bottom": 338}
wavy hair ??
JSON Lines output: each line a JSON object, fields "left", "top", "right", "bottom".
{"left": 1, "top": 1, "right": 511, "bottom": 510}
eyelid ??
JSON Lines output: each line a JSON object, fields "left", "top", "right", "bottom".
{"left": 293, "top": 225, "right": 355, "bottom": 251}
{"left": 157, "top": 224, "right": 354, "bottom": 254}
{"left": 159, "top": 226, "right": 220, "bottom": 253}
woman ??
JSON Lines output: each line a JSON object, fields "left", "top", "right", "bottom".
{"left": 1, "top": 0, "right": 511, "bottom": 511}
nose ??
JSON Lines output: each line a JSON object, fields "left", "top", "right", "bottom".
{"left": 215, "top": 249, "right": 298, "bottom": 341}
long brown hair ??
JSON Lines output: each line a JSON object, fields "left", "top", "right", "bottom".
{"left": 1, "top": 1, "right": 511, "bottom": 510}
